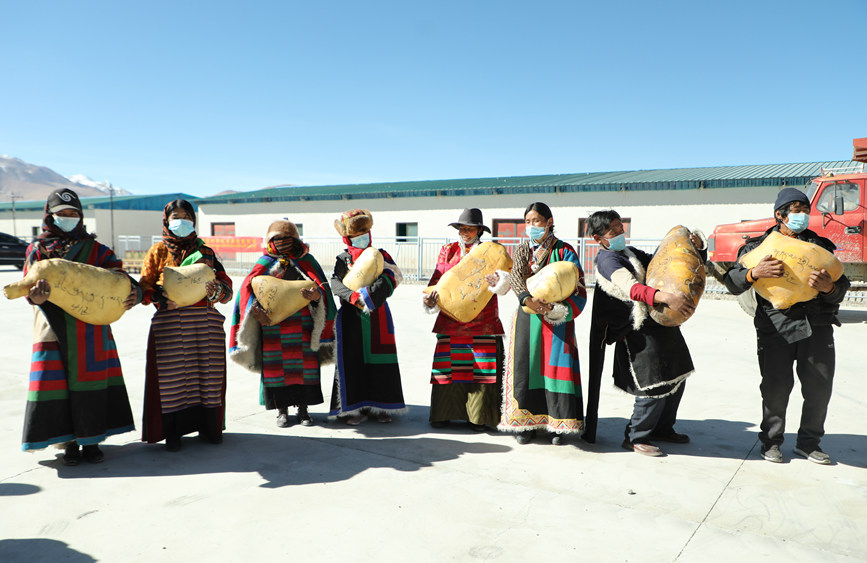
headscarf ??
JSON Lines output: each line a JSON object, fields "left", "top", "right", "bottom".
{"left": 265, "top": 220, "right": 309, "bottom": 266}
{"left": 34, "top": 188, "right": 92, "bottom": 260}
{"left": 162, "top": 199, "right": 200, "bottom": 264}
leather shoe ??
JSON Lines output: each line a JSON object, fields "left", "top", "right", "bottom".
{"left": 650, "top": 432, "right": 690, "bottom": 444}
{"left": 622, "top": 439, "right": 663, "bottom": 457}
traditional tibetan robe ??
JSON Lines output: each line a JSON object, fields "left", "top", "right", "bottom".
{"left": 329, "top": 248, "right": 406, "bottom": 416}
{"left": 139, "top": 241, "right": 233, "bottom": 444}
{"left": 22, "top": 238, "right": 136, "bottom": 450}
{"left": 424, "top": 241, "right": 509, "bottom": 427}
{"left": 499, "top": 238, "right": 587, "bottom": 435}
{"left": 229, "top": 253, "right": 336, "bottom": 410}
{"left": 585, "top": 246, "right": 699, "bottom": 442}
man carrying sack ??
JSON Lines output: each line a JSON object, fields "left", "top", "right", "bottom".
{"left": 724, "top": 188, "right": 849, "bottom": 465}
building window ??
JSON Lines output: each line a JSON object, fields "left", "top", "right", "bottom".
{"left": 212, "top": 222, "right": 235, "bottom": 236}
{"left": 492, "top": 219, "right": 525, "bottom": 239}
{"left": 578, "top": 217, "right": 631, "bottom": 238}
{"left": 396, "top": 222, "right": 417, "bottom": 242}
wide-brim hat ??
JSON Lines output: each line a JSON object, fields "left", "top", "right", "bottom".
{"left": 448, "top": 208, "right": 491, "bottom": 234}
{"left": 334, "top": 209, "right": 373, "bottom": 237}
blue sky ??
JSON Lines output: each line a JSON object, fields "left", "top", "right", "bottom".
{"left": 2, "top": 0, "right": 865, "bottom": 197}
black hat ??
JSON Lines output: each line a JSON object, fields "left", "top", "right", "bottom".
{"left": 47, "top": 188, "right": 83, "bottom": 214}
{"left": 774, "top": 188, "right": 810, "bottom": 212}
{"left": 448, "top": 208, "right": 491, "bottom": 234}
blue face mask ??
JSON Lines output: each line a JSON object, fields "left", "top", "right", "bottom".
{"left": 350, "top": 232, "right": 370, "bottom": 248}
{"left": 606, "top": 233, "right": 627, "bottom": 252}
{"left": 168, "top": 219, "right": 195, "bottom": 238}
{"left": 785, "top": 212, "right": 809, "bottom": 234}
{"left": 526, "top": 226, "right": 547, "bottom": 242}
{"left": 53, "top": 215, "right": 80, "bottom": 233}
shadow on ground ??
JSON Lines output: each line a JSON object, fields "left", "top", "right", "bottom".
{"left": 581, "top": 417, "right": 867, "bottom": 467}
{"left": 39, "top": 432, "right": 512, "bottom": 488}
{"left": 0, "top": 539, "right": 95, "bottom": 562}
{"left": 0, "top": 483, "right": 41, "bottom": 496}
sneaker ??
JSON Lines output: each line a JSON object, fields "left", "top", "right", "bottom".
{"left": 297, "top": 406, "right": 313, "bottom": 426}
{"left": 761, "top": 444, "right": 783, "bottom": 463}
{"left": 551, "top": 434, "right": 564, "bottom": 446}
{"left": 622, "top": 439, "right": 663, "bottom": 457}
{"left": 515, "top": 430, "right": 536, "bottom": 445}
{"left": 793, "top": 447, "right": 831, "bottom": 465}
{"left": 376, "top": 413, "right": 393, "bottom": 424}
{"left": 275, "top": 412, "right": 290, "bottom": 428}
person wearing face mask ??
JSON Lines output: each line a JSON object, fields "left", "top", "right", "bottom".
{"left": 229, "top": 220, "right": 336, "bottom": 430}
{"left": 497, "top": 202, "right": 587, "bottom": 446}
{"left": 139, "top": 200, "right": 233, "bottom": 451}
{"left": 21, "top": 188, "right": 141, "bottom": 465}
{"left": 328, "top": 209, "right": 406, "bottom": 424}
{"left": 586, "top": 210, "right": 705, "bottom": 456}
{"left": 724, "top": 188, "right": 849, "bottom": 465}
{"left": 422, "top": 209, "right": 511, "bottom": 431}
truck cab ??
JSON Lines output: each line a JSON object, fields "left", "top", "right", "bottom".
{"left": 707, "top": 164, "right": 867, "bottom": 282}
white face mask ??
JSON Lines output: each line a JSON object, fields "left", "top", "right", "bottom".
{"left": 53, "top": 215, "right": 80, "bottom": 232}
{"left": 350, "top": 232, "right": 370, "bottom": 248}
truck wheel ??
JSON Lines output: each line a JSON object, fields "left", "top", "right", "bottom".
{"left": 737, "top": 288, "right": 757, "bottom": 317}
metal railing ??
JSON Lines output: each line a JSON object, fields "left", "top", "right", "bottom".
{"left": 221, "top": 236, "right": 669, "bottom": 285}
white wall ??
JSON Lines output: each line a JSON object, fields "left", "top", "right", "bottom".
{"left": 0, "top": 209, "right": 163, "bottom": 253}
{"left": 197, "top": 185, "right": 782, "bottom": 241}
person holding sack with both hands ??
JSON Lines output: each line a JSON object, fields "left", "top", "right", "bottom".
{"left": 139, "top": 199, "right": 233, "bottom": 452}
{"left": 229, "top": 220, "right": 336, "bottom": 430}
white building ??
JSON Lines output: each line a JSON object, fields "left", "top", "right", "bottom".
{"left": 0, "top": 193, "right": 198, "bottom": 257}
{"left": 195, "top": 161, "right": 857, "bottom": 280}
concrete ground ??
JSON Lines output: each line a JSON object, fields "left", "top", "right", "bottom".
{"left": 1, "top": 266, "right": 866, "bottom": 562}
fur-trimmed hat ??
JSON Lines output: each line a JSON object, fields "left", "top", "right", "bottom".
{"left": 265, "top": 220, "right": 300, "bottom": 243}
{"left": 334, "top": 209, "right": 373, "bottom": 237}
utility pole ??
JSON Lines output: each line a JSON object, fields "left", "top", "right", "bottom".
{"left": 108, "top": 182, "right": 116, "bottom": 251}
{"left": 10, "top": 193, "right": 21, "bottom": 238}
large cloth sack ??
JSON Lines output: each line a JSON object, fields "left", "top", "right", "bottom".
{"left": 342, "top": 247, "right": 384, "bottom": 291}
{"left": 161, "top": 263, "right": 216, "bottom": 308}
{"left": 3, "top": 258, "right": 130, "bottom": 325}
{"left": 424, "top": 242, "right": 513, "bottom": 323}
{"left": 646, "top": 225, "right": 706, "bottom": 327}
{"left": 251, "top": 275, "right": 316, "bottom": 325}
{"left": 739, "top": 230, "right": 844, "bottom": 309}
{"left": 521, "top": 261, "right": 581, "bottom": 314}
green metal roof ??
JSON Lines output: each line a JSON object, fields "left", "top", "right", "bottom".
{"left": 197, "top": 161, "right": 860, "bottom": 205}
{"left": 0, "top": 193, "right": 198, "bottom": 212}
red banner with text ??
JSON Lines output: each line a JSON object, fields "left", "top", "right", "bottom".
{"left": 201, "top": 236, "right": 263, "bottom": 254}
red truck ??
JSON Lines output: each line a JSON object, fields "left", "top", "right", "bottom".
{"left": 707, "top": 139, "right": 867, "bottom": 284}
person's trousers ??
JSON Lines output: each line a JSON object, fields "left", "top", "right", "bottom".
{"left": 757, "top": 325, "right": 835, "bottom": 452}
{"left": 626, "top": 381, "right": 686, "bottom": 443}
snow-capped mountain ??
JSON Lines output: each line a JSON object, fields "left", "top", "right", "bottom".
{"left": 0, "top": 155, "right": 131, "bottom": 202}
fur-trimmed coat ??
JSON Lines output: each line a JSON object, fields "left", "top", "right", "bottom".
{"left": 229, "top": 253, "right": 336, "bottom": 373}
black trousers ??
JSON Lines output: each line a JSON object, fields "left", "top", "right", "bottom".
{"left": 757, "top": 325, "right": 835, "bottom": 451}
